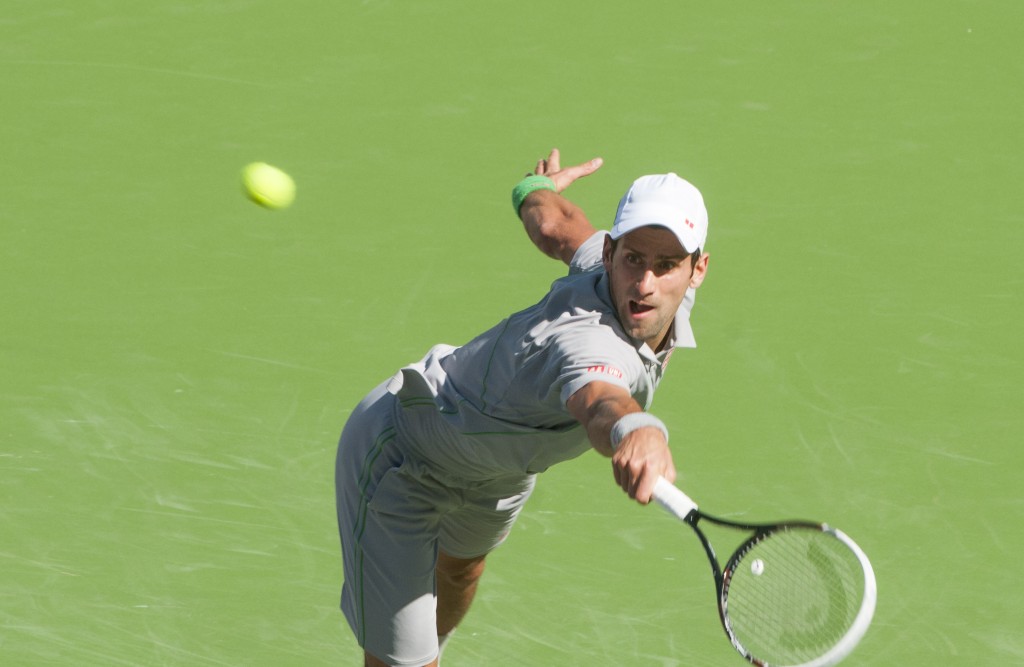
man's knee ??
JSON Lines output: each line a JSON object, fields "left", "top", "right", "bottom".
{"left": 436, "top": 551, "right": 486, "bottom": 588}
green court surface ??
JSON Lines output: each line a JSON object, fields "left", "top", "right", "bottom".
{"left": 2, "top": 2, "right": 1021, "bottom": 665}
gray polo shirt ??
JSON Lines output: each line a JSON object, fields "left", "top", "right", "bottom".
{"left": 389, "top": 232, "right": 696, "bottom": 482}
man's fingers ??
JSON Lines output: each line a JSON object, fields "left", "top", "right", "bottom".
{"left": 612, "top": 443, "right": 676, "bottom": 505}
{"left": 568, "top": 157, "right": 603, "bottom": 181}
{"left": 634, "top": 472, "right": 659, "bottom": 505}
{"left": 525, "top": 149, "right": 603, "bottom": 192}
{"left": 561, "top": 157, "right": 604, "bottom": 183}
{"left": 545, "top": 148, "right": 561, "bottom": 173}
{"left": 613, "top": 456, "right": 647, "bottom": 500}
{"left": 551, "top": 157, "right": 603, "bottom": 192}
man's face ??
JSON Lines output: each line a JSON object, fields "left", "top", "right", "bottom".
{"left": 602, "top": 226, "right": 709, "bottom": 352}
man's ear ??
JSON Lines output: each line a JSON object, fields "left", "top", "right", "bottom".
{"left": 689, "top": 252, "right": 710, "bottom": 289}
{"left": 602, "top": 235, "right": 615, "bottom": 272}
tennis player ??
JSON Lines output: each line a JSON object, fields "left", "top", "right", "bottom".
{"left": 335, "top": 149, "right": 711, "bottom": 666}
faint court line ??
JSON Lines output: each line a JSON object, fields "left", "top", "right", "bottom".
{"left": 3, "top": 59, "right": 275, "bottom": 87}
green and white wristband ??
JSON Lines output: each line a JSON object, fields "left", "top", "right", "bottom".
{"left": 511, "top": 175, "right": 556, "bottom": 215}
{"left": 610, "top": 413, "right": 669, "bottom": 451}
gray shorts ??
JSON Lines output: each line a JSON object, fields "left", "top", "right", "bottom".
{"left": 335, "top": 381, "right": 535, "bottom": 666}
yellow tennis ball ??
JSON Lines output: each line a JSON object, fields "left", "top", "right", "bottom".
{"left": 242, "top": 162, "right": 296, "bottom": 209}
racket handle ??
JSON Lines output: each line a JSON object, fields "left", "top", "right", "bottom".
{"left": 652, "top": 476, "right": 699, "bottom": 521}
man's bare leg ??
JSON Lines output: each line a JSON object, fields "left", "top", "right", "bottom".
{"left": 363, "top": 552, "right": 486, "bottom": 667}
{"left": 436, "top": 550, "right": 487, "bottom": 636}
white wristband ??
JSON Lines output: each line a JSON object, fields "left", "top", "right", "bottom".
{"left": 609, "top": 413, "right": 669, "bottom": 451}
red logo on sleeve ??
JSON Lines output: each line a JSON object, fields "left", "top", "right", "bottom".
{"left": 587, "top": 365, "right": 624, "bottom": 379}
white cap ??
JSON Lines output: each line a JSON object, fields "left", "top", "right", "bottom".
{"left": 610, "top": 173, "right": 708, "bottom": 253}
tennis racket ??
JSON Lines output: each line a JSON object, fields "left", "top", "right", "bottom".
{"left": 652, "top": 477, "right": 876, "bottom": 667}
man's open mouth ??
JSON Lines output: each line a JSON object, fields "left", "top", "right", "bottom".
{"left": 629, "top": 301, "right": 655, "bottom": 315}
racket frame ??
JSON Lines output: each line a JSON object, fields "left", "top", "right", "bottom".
{"left": 652, "top": 477, "right": 877, "bottom": 667}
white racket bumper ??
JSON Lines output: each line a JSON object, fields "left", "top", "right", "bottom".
{"left": 803, "top": 527, "right": 878, "bottom": 667}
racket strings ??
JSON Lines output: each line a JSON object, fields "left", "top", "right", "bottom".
{"left": 723, "top": 529, "right": 864, "bottom": 665}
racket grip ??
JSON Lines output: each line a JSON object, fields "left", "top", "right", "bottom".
{"left": 652, "top": 476, "right": 699, "bottom": 521}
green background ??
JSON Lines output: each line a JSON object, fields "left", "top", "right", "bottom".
{"left": 2, "top": 1, "right": 1021, "bottom": 665}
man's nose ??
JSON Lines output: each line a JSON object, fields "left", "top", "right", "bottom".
{"left": 637, "top": 268, "right": 656, "bottom": 293}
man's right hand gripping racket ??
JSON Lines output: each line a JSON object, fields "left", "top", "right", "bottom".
{"left": 652, "top": 477, "right": 877, "bottom": 667}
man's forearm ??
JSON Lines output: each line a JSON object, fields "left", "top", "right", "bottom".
{"left": 518, "top": 189, "right": 597, "bottom": 265}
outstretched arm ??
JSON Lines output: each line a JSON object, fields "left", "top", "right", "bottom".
{"left": 566, "top": 380, "right": 677, "bottom": 504}
{"left": 517, "top": 148, "right": 604, "bottom": 265}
